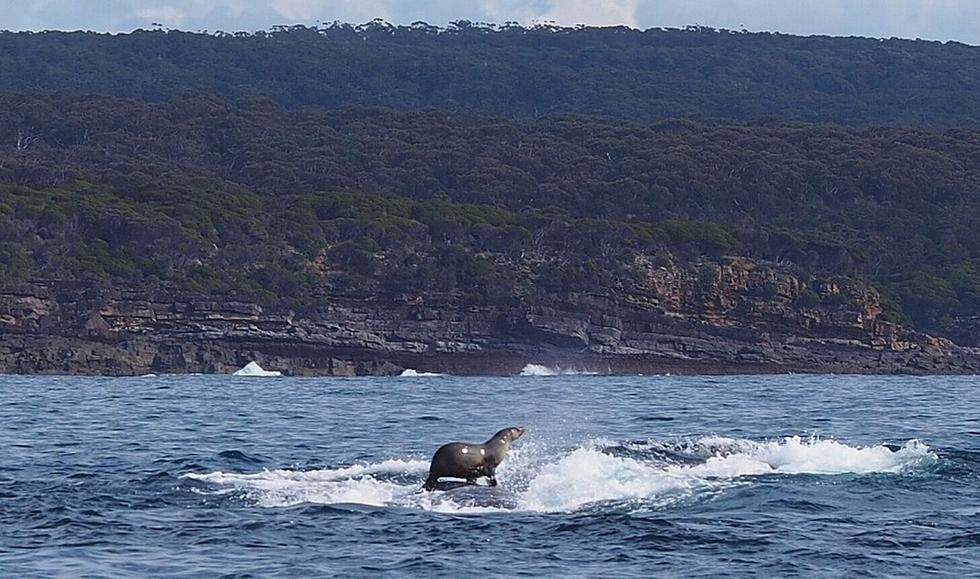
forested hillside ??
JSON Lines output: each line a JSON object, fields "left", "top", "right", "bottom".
{"left": 2, "top": 23, "right": 980, "bottom": 126}
{"left": 3, "top": 93, "right": 980, "bottom": 340}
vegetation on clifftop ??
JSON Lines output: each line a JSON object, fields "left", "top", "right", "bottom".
{"left": 2, "top": 24, "right": 980, "bottom": 127}
{"left": 2, "top": 93, "right": 980, "bottom": 341}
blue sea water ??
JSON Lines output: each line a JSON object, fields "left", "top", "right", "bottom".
{"left": 1, "top": 372, "right": 978, "bottom": 577}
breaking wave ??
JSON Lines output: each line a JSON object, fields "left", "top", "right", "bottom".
{"left": 184, "top": 459, "right": 427, "bottom": 507}
{"left": 182, "top": 436, "right": 936, "bottom": 514}
{"left": 398, "top": 369, "right": 446, "bottom": 377}
{"left": 519, "top": 364, "right": 599, "bottom": 377}
{"left": 232, "top": 361, "right": 282, "bottom": 377}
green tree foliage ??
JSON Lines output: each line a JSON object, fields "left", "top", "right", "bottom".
{"left": 3, "top": 94, "right": 980, "bottom": 335}
{"left": 2, "top": 24, "right": 980, "bottom": 126}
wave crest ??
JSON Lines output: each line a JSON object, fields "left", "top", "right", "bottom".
{"left": 182, "top": 436, "right": 936, "bottom": 513}
{"left": 398, "top": 369, "right": 445, "bottom": 377}
{"left": 519, "top": 364, "right": 598, "bottom": 376}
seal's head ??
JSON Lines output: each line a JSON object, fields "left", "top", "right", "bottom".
{"left": 492, "top": 426, "right": 527, "bottom": 444}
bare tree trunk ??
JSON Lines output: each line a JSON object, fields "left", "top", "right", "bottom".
{"left": 16, "top": 128, "right": 39, "bottom": 151}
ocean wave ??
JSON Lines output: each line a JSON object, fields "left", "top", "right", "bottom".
{"left": 519, "top": 364, "right": 599, "bottom": 377}
{"left": 183, "top": 459, "right": 430, "bottom": 507}
{"left": 182, "top": 436, "right": 936, "bottom": 513}
{"left": 398, "top": 369, "right": 446, "bottom": 377}
{"left": 232, "top": 361, "right": 282, "bottom": 377}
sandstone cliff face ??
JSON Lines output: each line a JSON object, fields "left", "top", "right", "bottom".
{"left": 1, "top": 258, "right": 977, "bottom": 376}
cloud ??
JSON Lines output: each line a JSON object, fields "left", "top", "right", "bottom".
{"left": 2, "top": 0, "right": 980, "bottom": 44}
{"left": 135, "top": 5, "right": 186, "bottom": 27}
{"left": 478, "top": 0, "right": 637, "bottom": 27}
{"left": 269, "top": 0, "right": 395, "bottom": 24}
{"left": 634, "top": 0, "right": 980, "bottom": 42}
{"left": 480, "top": 0, "right": 553, "bottom": 24}
{"left": 539, "top": 0, "right": 638, "bottom": 27}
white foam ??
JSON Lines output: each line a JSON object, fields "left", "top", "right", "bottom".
{"left": 707, "top": 436, "right": 933, "bottom": 476}
{"left": 183, "top": 459, "right": 429, "bottom": 507}
{"left": 521, "top": 436, "right": 934, "bottom": 511}
{"left": 520, "top": 447, "right": 710, "bottom": 511}
{"left": 398, "top": 369, "right": 445, "bottom": 377}
{"left": 519, "top": 364, "right": 599, "bottom": 376}
{"left": 233, "top": 361, "right": 282, "bottom": 377}
{"left": 184, "top": 458, "right": 427, "bottom": 483}
{"left": 183, "top": 436, "right": 935, "bottom": 513}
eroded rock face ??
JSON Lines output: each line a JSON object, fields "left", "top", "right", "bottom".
{"left": 1, "top": 258, "right": 978, "bottom": 376}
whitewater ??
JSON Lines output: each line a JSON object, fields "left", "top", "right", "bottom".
{"left": 2, "top": 373, "right": 978, "bottom": 577}
{"left": 183, "top": 436, "right": 935, "bottom": 514}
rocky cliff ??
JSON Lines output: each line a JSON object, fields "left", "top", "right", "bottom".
{"left": 1, "top": 258, "right": 977, "bottom": 376}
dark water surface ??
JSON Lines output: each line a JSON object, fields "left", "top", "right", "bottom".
{"left": 1, "top": 373, "right": 978, "bottom": 577}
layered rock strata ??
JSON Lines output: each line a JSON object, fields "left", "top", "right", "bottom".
{"left": 1, "top": 259, "right": 976, "bottom": 376}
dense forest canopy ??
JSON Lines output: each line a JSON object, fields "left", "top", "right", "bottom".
{"left": 3, "top": 93, "right": 980, "bottom": 341}
{"left": 2, "top": 23, "right": 980, "bottom": 127}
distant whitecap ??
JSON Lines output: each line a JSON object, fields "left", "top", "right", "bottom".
{"left": 233, "top": 361, "right": 282, "bottom": 377}
{"left": 398, "top": 369, "right": 445, "bottom": 377}
{"left": 519, "top": 364, "right": 598, "bottom": 377}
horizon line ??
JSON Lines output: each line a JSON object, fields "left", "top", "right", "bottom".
{"left": 1, "top": 19, "right": 975, "bottom": 47}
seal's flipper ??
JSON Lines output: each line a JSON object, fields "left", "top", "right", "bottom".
{"left": 421, "top": 472, "right": 439, "bottom": 492}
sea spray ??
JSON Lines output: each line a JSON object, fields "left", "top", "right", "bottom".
{"left": 183, "top": 436, "right": 936, "bottom": 513}
{"left": 232, "top": 361, "right": 282, "bottom": 377}
{"left": 398, "top": 369, "right": 446, "bottom": 377}
{"left": 519, "top": 364, "right": 599, "bottom": 377}
{"left": 185, "top": 459, "right": 430, "bottom": 507}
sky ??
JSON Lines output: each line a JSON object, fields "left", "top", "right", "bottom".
{"left": 4, "top": 0, "right": 980, "bottom": 45}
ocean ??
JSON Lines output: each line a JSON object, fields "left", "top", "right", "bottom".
{"left": 1, "top": 372, "right": 978, "bottom": 577}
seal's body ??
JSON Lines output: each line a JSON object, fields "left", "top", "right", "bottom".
{"left": 422, "top": 427, "right": 526, "bottom": 491}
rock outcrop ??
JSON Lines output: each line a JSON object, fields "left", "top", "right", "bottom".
{"left": 1, "top": 258, "right": 978, "bottom": 376}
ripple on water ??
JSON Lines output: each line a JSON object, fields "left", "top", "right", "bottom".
{"left": 1, "top": 374, "right": 979, "bottom": 577}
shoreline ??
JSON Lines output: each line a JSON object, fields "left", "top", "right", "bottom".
{"left": 4, "top": 281, "right": 980, "bottom": 378}
{"left": 1, "top": 347, "right": 978, "bottom": 377}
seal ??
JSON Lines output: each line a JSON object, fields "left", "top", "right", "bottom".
{"left": 422, "top": 426, "right": 526, "bottom": 491}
